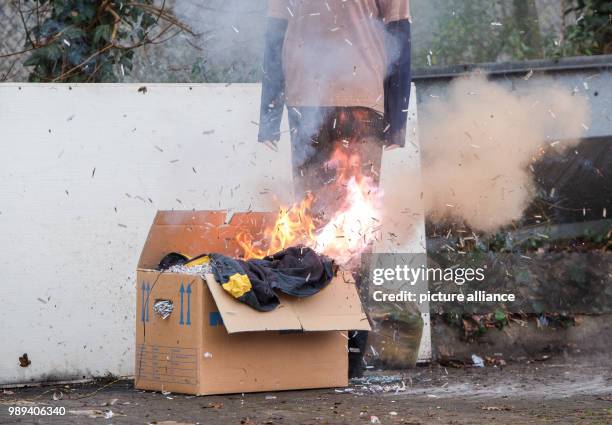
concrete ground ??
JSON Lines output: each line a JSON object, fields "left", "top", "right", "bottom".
{"left": 2, "top": 356, "right": 612, "bottom": 425}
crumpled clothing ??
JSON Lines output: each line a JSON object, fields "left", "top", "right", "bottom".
{"left": 210, "top": 246, "right": 335, "bottom": 312}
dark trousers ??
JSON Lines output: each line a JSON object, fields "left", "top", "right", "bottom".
{"left": 287, "top": 106, "right": 384, "bottom": 378}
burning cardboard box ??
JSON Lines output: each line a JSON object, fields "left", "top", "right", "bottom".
{"left": 135, "top": 210, "right": 371, "bottom": 395}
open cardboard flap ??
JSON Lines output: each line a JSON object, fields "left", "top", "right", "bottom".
{"left": 204, "top": 272, "right": 371, "bottom": 334}
{"left": 139, "top": 210, "right": 371, "bottom": 334}
{"left": 138, "top": 210, "right": 276, "bottom": 270}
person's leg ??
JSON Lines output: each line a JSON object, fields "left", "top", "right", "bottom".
{"left": 339, "top": 108, "right": 384, "bottom": 378}
{"left": 289, "top": 106, "right": 385, "bottom": 378}
{"left": 345, "top": 107, "right": 384, "bottom": 185}
{"left": 288, "top": 106, "right": 336, "bottom": 203}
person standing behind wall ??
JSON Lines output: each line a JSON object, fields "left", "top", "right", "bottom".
{"left": 258, "top": 0, "right": 412, "bottom": 378}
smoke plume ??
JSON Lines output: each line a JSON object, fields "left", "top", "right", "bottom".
{"left": 419, "top": 73, "right": 590, "bottom": 232}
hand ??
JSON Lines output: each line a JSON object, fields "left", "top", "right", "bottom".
{"left": 384, "top": 143, "right": 401, "bottom": 151}
{"left": 261, "top": 140, "right": 279, "bottom": 152}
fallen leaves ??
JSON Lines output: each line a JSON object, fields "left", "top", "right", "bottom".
{"left": 19, "top": 353, "right": 31, "bottom": 368}
{"left": 481, "top": 406, "right": 512, "bottom": 411}
{"left": 203, "top": 401, "right": 224, "bottom": 409}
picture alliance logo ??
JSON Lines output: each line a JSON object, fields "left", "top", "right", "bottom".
{"left": 370, "top": 263, "right": 516, "bottom": 304}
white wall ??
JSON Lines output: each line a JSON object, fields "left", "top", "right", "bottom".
{"left": 0, "top": 83, "right": 426, "bottom": 385}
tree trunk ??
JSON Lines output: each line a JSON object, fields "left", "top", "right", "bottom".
{"left": 513, "top": 0, "right": 544, "bottom": 57}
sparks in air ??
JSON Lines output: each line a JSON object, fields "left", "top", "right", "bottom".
{"left": 236, "top": 147, "right": 383, "bottom": 266}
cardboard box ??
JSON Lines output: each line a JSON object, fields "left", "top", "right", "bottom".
{"left": 135, "top": 211, "right": 371, "bottom": 395}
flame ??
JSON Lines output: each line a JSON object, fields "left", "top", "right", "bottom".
{"left": 313, "top": 175, "right": 382, "bottom": 265}
{"left": 236, "top": 192, "right": 316, "bottom": 259}
{"left": 236, "top": 146, "right": 382, "bottom": 266}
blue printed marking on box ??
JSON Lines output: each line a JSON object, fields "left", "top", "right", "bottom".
{"left": 209, "top": 312, "right": 223, "bottom": 326}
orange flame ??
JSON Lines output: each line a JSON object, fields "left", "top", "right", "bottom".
{"left": 236, "top": 192, "right": 317, "bottom": 259}
{"left": 236, "top": 146, "right": 382, "bottom": 266}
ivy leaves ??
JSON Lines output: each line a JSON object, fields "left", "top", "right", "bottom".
{"left": 21, "top": 0, "right": 170, "bottom": 82}
{"left": 556, "top": 0, "right": 612, "bottom": 56}
{"left": 416, "top": 0, "right": 612, "bottom": 68}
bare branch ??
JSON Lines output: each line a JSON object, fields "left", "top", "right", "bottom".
{"left": 2, "top": 0, "right": 193, "bottom": 82}
{"left": 51, "top": 43, "right": 114, "bottom": 82}
{"left": 0, "top": 57, "right": 19, "bottom": 82}
{"left": 16, "top": 0, "right": 35, "bottom": 48}
{"left": 127, "top": 2, "right": 195, "bottom": 35}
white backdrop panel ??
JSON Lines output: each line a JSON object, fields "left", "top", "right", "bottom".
{"left": 0, "top": 83, "right": 426, "bottom": 384}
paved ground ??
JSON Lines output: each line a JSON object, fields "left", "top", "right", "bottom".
{"left": 2, "top": 356, "right": 612, "bottom": 425}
